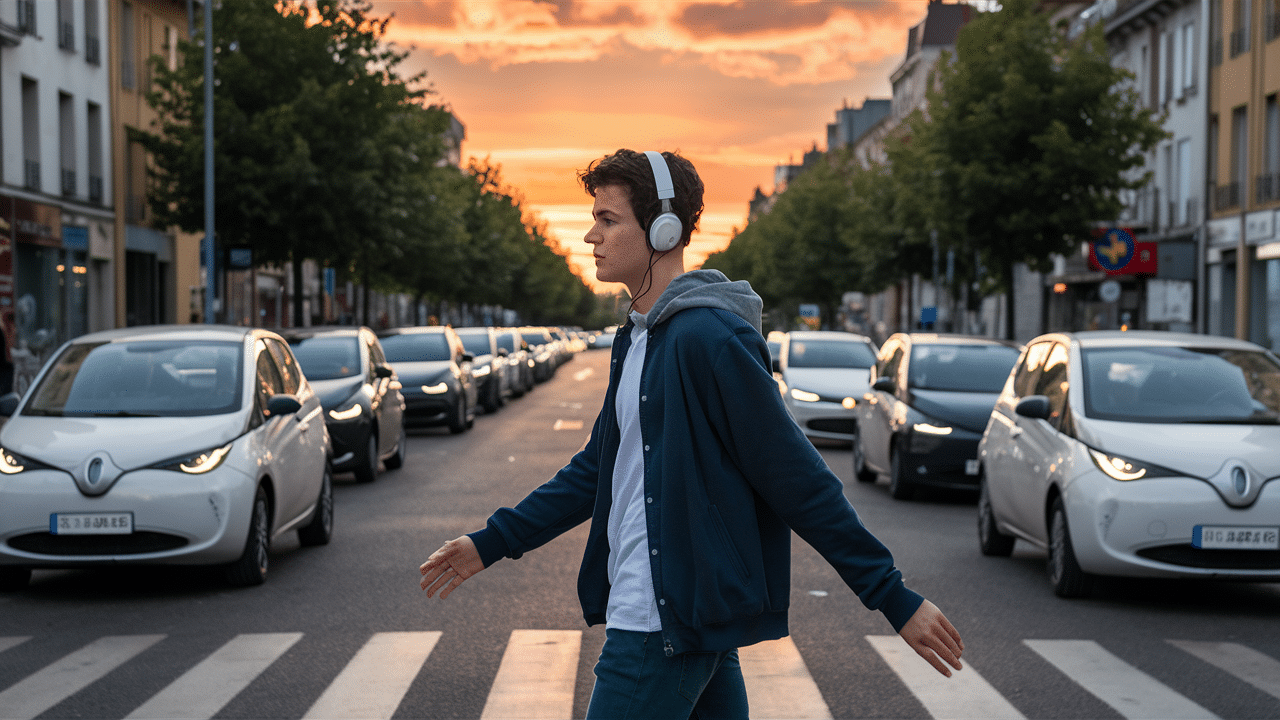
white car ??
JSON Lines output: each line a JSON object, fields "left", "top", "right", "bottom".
{"left": 977, "top": 330, "right": 1280, "bottom": 597}
{"left": 0, "top": 325, "right": 333, "bottom": 590}
{"left": 774, "top": 330, "right": 878, "bottom": 442}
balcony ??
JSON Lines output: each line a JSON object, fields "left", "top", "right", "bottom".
{"left": 23, "top": 160, "right": 40, "bottom": 191}
{"left": 1257, "top": 173, "right": 1280, "bottom": 203}
{"left": 89, "top": 175, "right": 103, "bottom": 204}
{"left": 1230, "top": 28, "right": 1251, "bottom": 57}
{"left": 85, "top": 34, "right": 99, "bottom": 65}
{"left": 1215, "top": 182, "right": 1242, "bottom": 211}
{"left": 61, "top": 168, "right": 76, "bottom": 197}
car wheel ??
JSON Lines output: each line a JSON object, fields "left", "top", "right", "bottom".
{"left": 353, "top": 431, "right": 379, "bottom": 484}
{"left": 1048, "top": 496, "right": 1094, "bottom": 598}
{"left": 298, "top": 462, "right": 334, "bottom": 547}
{"left": 0, "top": 567, "right": 31, "bottom": 591}
{"left": 383, "top": 423, "right": 406, "bottom": 470}
{"left": 482, "top": 380, "right": 501, "bottom": 414}
{"left": 448, "top": 395, "right": 468, "bottom": 434}
{"left": 977, "top": 477, "right": 1016, "bottom": 557}
{"left": 226, "top": 485, "right": 270, "bottom": 587}
{"left": 889, "top": 442, "right": 915, "bottom": 500}
{"left": 852, "top": 426, "right": 877, "bottom": 483}
{"left": 465, "top": 394, "right": 476, "bottom": 429}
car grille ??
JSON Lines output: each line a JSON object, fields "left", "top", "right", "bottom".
{"left": 8, "top": 531, "right": 189, "bottom": 556}
{"left": 1137, "top": 544, "right": 1280, "bottom": 570}
{"left": 807, "top": 418, "right": 856, "bottom": 434}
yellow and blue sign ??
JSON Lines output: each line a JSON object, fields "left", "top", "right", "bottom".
{"left": 1093, "top": 228, "right": 1135, "bottom": 272}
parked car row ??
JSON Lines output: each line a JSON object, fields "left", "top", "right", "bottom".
{"left": 0, "top": 322, "right": 584, "bottom": 592}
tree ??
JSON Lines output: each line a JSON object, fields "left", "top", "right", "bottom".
{"left": 898, "top": 0, "right": 1167, "bottom": 338}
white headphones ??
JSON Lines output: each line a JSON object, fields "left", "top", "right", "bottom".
{"left": 643, "top": 151, "right": 683, "bottom": 252}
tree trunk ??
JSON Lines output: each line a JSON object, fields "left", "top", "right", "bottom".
{"left": 1003, "top": 259, "right": 1016, "bottom": 341}
{"left": 292, "top": 257, "right": 305, "bottom": 328}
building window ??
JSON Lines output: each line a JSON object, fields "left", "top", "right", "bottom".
{"left": 164, "top": 24, "right": 178, "bottom": 71}
{"left": 125, "top": 138, "right": 148, "bottom": 223}
{"left": 59, "top": 92, "right": 76, "bottom": 198}
{"left": 1233, "top": 105, "right": 1249, "bottom": 203}
{"left": 1181, "top": 22, "right": 1196, "bottom": 94}
{"left": 1177, "top": 138, "right": 1193, "bottom": 223}
{"left": 22, "top": 77, "right": 40, "bottom": 192}
{"left": 87, "top": 102, "right": 104, "bottom": 204}
{"left": 84, "top": 0, "right": 100, "bottom": 65}
{"left": 16, "top": 0, "right": 35, "bottom": 35}
{"left": 121, "top": 2, "right": 136, "bottom": 91}
{"left": 1232, "top": 0, "right": 1253, "bottom": 56}
{"left": 56, "top": 0, "right": 74, "bottom": 50}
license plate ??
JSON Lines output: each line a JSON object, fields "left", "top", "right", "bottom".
{"left": 965, "top": 459, "right": 981, "bottom": 476}
{"left": 1192, "top": 525, "right": 1279, "bottom": 550}
{"left": 50, "top": 512, "right": 134, "bottom": 535}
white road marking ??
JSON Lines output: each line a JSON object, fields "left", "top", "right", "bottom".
{"left": 867, "top": 635, "right": 1024, "bottom": 719}
{"left": 739, "top": 637, "right": 833, "bottom": 719}
{"left": 0, "top": 634, "right": 165, "bottom": 720}
{"left": 480, "top": 629, "right": 581, "bottom": 720}
{"left": 552, "top": 419, "right": 584, "bottom": 431}
{"left": 0, "top": 636, "right": 31, "bottom": 654}
{"left": 574, "top": 368, "right": 594, "bottom": 382}
{"left": 1169, "top": 639, "right": 1280, "bottom": 701}
{"left": 303, "top": 631, "right": 441, "bottom": 720}
{"left": 126, "top": 633, "right": 302, "bottom": 719}
{"left": 1025, "top": 639, "right": 1218, "bottom": 719}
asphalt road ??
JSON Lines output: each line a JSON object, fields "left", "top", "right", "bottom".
{"left": 1, "top": 347, "right": 1278, "bottom": 719}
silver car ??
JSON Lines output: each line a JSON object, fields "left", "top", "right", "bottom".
{"left": 774, "top": 330, "right": 878, "bottom": 443}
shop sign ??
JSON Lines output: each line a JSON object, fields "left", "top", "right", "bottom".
{"left": 1247, "top": 211, "right": 1275, "bottom": 242}
{"left": 1089, "top": 228, "right": 1158, "bottom": 275}
{"left": 1147, "top": 279, "right": 1193, "bottom": 323}
{"left": 11, "top": 199, "right": 61, "bottom": 248}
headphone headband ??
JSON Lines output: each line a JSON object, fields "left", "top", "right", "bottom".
{"left": 644, "top": 151, "right": 676, "bottom": 201}
{"left": 642, "top": 151, "right": 682, "bottom": 252}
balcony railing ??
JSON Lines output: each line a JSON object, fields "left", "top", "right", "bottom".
{"left": 1257, "top": 172, "right": 1280, "bottom": 203}
{"left": 1216, "top": 182, "right": 1242, "bottom": 210}
{"left": 23, "top": 160, "right": 40, "bottom": 191}
{"left": 85, "top": 34, "right": 100, "bottom": 65}
{"left": 60, "top": 168, "right": 76, "bottom": 197}
{"left": 89, "top": 175, "right": 103, "bottom": 204}
{"left": 58, "top": 21, "right": 73, "bottom": 50}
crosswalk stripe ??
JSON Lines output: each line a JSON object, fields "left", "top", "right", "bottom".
{"left": 480, "top": 629, "right": 581, "bottom": 720}
{"left": 0, "top": 637, "right": 30, "bottom": 655}
{"left": 0, "top": 634, "right": 165, "bottom": 720}
{"left": 1025, "top": 639, "right": 1218, "bottom": 719}
{"left": 303, "top": 631, "right": 441, "bottom": 720}
{"left": 867, "top": 635, "right": 1024, "bottom": 719}
{"left": 738, "top": 637, "right": 832, "bottom": 719}
{"left": 1168, "top": 640, "right": 1280, "bottom": 701}
{"left": 125, "top": 633, "right": 302, "bottom": 720}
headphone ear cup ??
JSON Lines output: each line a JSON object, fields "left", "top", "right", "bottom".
{"left": 648, "top": 212, "right": 682, "bottom": 252}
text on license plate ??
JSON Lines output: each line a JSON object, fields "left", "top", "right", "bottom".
{"left": 50, "top": 512, "right": 134, "bottom": 535}
{"left": 1193, "top": 525, "right": 1279, "bottom": 550}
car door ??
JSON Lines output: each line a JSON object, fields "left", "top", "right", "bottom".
{"left": 255, "top": 340, "right": 315, "bottom": 530}
{"left": 861, "top": 338, "right": 904, "bottom": 474}
{"left": 1009, "top": 341, "right": 1072, "bottom": 541}
{"left": 366, "top": 332, "right": 403, "bottom": 458}
{"left": 984, "top": 341, "right": 1050, "bottom": 536}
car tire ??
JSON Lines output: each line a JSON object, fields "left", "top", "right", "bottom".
{"left": 383, "top": 423, "right": 406, "bottom": 470}
{"left": 889, "top": 442, "right": 915, "bottom": 501}
{"left": 1048, "top": 496, "right": 1094, "bottom": 598}
{"left": 852, "top": 426, "right": 878, "bottom": 483}
{"left": 298, "top": 463, "right": 333, "bottom": 547}
{"left": 0, "top": 567, "right": 31, "bottom": 591}
{"left": 482, "top": 380, "right": 501, "bottom": 414}
{"left": 465, "top": 395, "right": 475, "bottom": 429}
{"left": 353, "top": 431, "right": 379, "bottom": 484}
{"left": 448, "top": 395, "right": 468, "bottom": 434}
{"left": 226, "top": 485, "right": 270, "bottom": 587}
{"left": 977, "top": 477, "right": 1016, "bottom": 557}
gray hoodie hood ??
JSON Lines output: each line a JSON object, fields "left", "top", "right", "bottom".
{"left": 636, "top": 269, "right": 763, "bottom": 334}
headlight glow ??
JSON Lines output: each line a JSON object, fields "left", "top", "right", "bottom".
{"left": 0, "top": 447, "right": 26, "bottom": 474}
{"left": 473, "top": 364, "right": 491, "bottom": 377}
{"left": 1088, "top": 448, "right": 1147, "bottom": 481}
{"left": 422, "top": 382, "right": 449, "bottom": 394}
{"left": 790, "top": 388, "right": 821, "bottom": 403}
{"left": 841, "top": 397, "right": 856, "bottom": 409}
{"left": 329, "top": 404, "right": 362, "bottom": 420}
{"left": 913, "top": 423, "right": 953, "bottom": 435}
{"left": 160, "top": 443, "right": 233, "bottom": 475}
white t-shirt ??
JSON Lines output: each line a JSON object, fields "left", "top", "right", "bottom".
{"left": 605, "top": 312, "right": 662, "bottom": 632}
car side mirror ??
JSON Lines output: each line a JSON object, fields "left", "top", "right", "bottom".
{"left": 497, "top": 348, "right": 508, "bottom": 358}
{"left": 1015, "top": 395, "right": 1052, "bottom": 420}
{"left": 872, "top": 376, "right": 896, "bottom": 393}
{"left": 266, "top": 393, "right": 302, "bottom": 417}
{"left": 374, "top": 365, "right": 394, "bottom": 379}
{"left": 0, "top": 393, "right": 19, "bottom": 417}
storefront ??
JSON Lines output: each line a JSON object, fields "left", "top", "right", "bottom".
{"left": 1206, "top": 213, "right": 1280, "bottom": 351}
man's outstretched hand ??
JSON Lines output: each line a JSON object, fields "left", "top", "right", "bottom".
{"left": 898, "top": 599, "right": 964, "bottom": 677}
{"left": 419, "top": 535, "right": 484, "bottom": 599}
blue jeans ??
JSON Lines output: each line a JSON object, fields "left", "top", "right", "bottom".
{"left": 586, "top": 628, "right": 749, "bottom": 720}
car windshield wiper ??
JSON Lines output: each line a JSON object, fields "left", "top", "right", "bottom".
{"left": 90, "top": 411, "right": 161, "bottom": 417}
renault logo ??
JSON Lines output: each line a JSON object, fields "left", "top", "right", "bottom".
{"left": 1232, "top": 466, "right": 1249, "bottom": 496}
{"left": 87, "top": 457, "right": 103, "bottom": 486}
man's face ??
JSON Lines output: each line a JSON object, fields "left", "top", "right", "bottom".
{"left": 585, "top": 184, "right": 650, "bottom": 292}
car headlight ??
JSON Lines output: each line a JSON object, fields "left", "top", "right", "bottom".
{"left": 1087, "top": 447, "right": 1176, "bottom": 481}
{"left": 913, "top": 423, "right": 953, "bottom": 435}
{"left": 473, "top": 364, "right": 491, "bottom": 378}
{"left": 329, "top": 403, "right": 362, "bottom": 421}
{"left": 422, "top": 382, "right": 449, "bottom": 394}
{"left": 157, "top": 443, "right": 233, "bottom": 475}
{"left": 0, "top": 447, "right": 27, "bottom": 474}
{"left": 842, "top": 397, "right": 857, "bottom": 409}
{"left": 790, "top": 388, "right": 821, "bottom": 403}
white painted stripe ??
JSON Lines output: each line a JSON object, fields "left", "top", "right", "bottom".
{"left": 573, "top": 368, "right": 594, "bottom": 382}
{"left": 125, "top": 633, "right": 302, "bottom": 720}
{"left": 0, "top": 637, "right": 30, "bottom": 655}
{"left": 552, "top": 419, "right": 584, "bottom": 431}
{"left": 303, "top": 631, "right": 441, "bottom": 720}
{"left": 867, "top": 635, "right": 1024, "bottom": 720}
{"left": 738, "top": 637, "right": 832, "bottom": 719}
{"left": 480, "top": 630, "right": 581, "bottom": 720}
{"left": 1169, "top": 640, "right": 1280, "bottom": 701}
{"left": 0, "top": 634, "right": 165, "bottom": 720}
{"left": 1025, "top": 639, "right": 1218, "bottom": 719}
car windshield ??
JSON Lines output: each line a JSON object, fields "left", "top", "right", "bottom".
{"left": 379, "top": 333, "right": 451, "bottom": 362}
{"left": 787, "top": 339, "right": 876, "bottom": 368}
{"left": 522, "top": 332, "right": 548, "bottom": 346}
{"left": 288, "top": 336, "right": 361, "bottom": 380}
{"left": 457, "top": 332, "right": 492, "bottom": 356}
{"left": 495, "top": 333, "right": 517, "bottom": 352}
{"left": 908, "top": 344, "right": 1020, "bottom": 392}
{"left": 1082, "top": 346, "right": 1280, "bottom": 423}
{"left": 23, "top": 340, "right": 243, "bottom": 417}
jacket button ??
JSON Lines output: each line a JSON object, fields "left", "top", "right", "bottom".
{"left": 659, "top": 598, "right": 666, "bottom": 605}
{"left": 646, "top": 496, "right": 653, "bottom": 504}
{"left": 651, "top": 549, "right": 658, "bottom": 556}
{"left": 641, "top": 395, "right": 647, "bottom": 401}
{"left": 644, "top": 445, "right": 650, "bottom": 451}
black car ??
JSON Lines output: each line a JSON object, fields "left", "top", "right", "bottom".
{"left": 852, "top": 333, "right": 1021, "bottom": 500}
{"left": 282, "top": 326, "right": 406, "bottom": 483}
{"left": 455, "top": 326, "right": 510, "bottom": 414}
{"left": 377, "top": 326, "right": 477, "bottom": 433}
{"left": 519, "top": 326, "right": 558, "bottom": 383}
{"left": 495, "top": 328, "right": 534, "bottom": 397}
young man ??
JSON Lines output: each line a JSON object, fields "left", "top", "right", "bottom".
{"left": 419, "top": 149, "right": 963, "bottom": 719}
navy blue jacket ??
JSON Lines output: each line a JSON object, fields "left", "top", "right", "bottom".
{"left": 469, "top": 271, "right": 923, "bottom": 655}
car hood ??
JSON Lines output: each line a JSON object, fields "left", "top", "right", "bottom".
{"left": 309, "top": 377, "right": 364, "bottom": 410}
{"left": 0, "top": 413, "right": 246, "bottom": 472}
{"left": 388, "top": 361, "right": 451, "bottom": 386}
{"left": 909, "top": 389, "right": 1001, "bottom": 433}
{"left": 784, "top": 367, "right": 871, "bottom": 399}
{"left": 1076, "top": 416, "right": 1280, "bottom": 480}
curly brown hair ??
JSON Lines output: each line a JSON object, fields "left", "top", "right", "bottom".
{"left": 578, "top": 149, "right": 704, "bottom": 247}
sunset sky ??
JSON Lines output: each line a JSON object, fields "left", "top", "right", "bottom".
{"left": 369, "top": 0, "right": 934, "bottom": 292}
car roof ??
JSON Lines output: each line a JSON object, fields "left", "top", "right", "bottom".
{"left": 68, "top": 324, "right": 259, "bottom": 344}
{"left": 277, "top": 326, "right": 366, "bottom": 339}
{"left": 896, "top": 333, "right": 1020, "bottom": 348}
{"left": 1051, "top": 330, "right": 1269, "bottom": 351}
{"left": 377, "top": 326, "right": 449, "bottom": 335}
{"left": 787, "top": 330, "right": 872, "bottom": 342}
